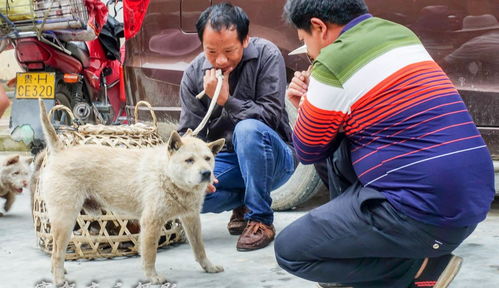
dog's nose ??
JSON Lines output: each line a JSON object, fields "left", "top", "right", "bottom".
{"left": 201, "top": 171, "right": 211, "bottom": 182}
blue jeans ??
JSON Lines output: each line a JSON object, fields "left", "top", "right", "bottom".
{"left": 201, "top": 119, "right": 295, "bottom": 225}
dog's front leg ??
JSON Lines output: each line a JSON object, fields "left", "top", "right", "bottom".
{"left": 180, "top": 213, "right": 224, "bottom": 273}
{"left": 140, "top": 214, "right": 167, "bottom": 284}
{"left": 3, "top": 191, "right": 15, "bottom": 212}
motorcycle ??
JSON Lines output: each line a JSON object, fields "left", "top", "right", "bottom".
{"left": 0, "top": 0, "right": 126, "bottom": 153}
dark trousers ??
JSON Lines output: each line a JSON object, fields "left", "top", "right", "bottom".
{"left": 274, "top": 137, "right": 476, "bottom": 288}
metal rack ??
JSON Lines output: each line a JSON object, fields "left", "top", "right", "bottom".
{"left": 0, "top": 0, "right": 88, "bottom": 37}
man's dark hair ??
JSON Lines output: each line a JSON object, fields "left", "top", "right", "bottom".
{"left": 196, "top": 3, "right": 250, "bottom": 43}
{"left": 283, "top": 0, "right": 369, "bottom": 32}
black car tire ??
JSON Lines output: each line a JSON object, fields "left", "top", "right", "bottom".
{"left": 270, "top": 98, "right": 324, "bottom": 211}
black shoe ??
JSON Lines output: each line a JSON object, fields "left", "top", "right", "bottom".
{"left": 410, "top": 254, "right": 463, "bottom": 288}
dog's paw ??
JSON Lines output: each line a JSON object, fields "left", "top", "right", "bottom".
{"left": 205, "top": 264, "right": 224, "bottom": 273}
{"left": 149, "top": 274, "right": 167, "bottom": 285}
{"left": 54, "top": 279, "right": 68, "bottom": 287}
{"left": 0, "top": 212, "right": 3, "bottom": 217}
{"left": 200, "top": 259, "right": 224, "bottom": 273}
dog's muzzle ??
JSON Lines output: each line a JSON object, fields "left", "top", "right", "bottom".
{"left": 201, "top": 170, "right": 212, "bottom": 182}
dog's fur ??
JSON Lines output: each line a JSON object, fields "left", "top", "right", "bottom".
{"left": 38, "top": 99, "right": 225, "bottom": 285}
{"left": 29, "top": 148, "right": 46, "bottom": 215}
{"left": 0, "top": 154, "right": 31, "bottom": 216}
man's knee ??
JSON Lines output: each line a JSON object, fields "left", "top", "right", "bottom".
{"left": 274, "top": 227, "right": 304, "bottom": 274}
{"left": 233, "top": 119, "right": 264, "bottom": 148}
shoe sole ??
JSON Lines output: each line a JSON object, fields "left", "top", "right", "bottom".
{"left": 236, "top": 239, "right": 274, "bottom": 251}
{"left": 434, "top": 255, "right": 463, "bottom": 288}
{"left": 236, "top": 247, "right": 254, "bottom": 252}
{"left": 236, "top": 243, "right": 271, "bottom": 252}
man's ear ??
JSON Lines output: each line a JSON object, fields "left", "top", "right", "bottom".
{"left": 310, "top": 17, "right": 328, "bottom": 39}
{"left": 242, "top": 35, "right": 250, "bottom": 48}
{"left": 207, "top": 138, "right": 225, "bottom": 155}
{"left": 167, "top": 130, "right": 183, "bottom": 153}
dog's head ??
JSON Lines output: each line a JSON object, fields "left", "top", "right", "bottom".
{"left": 166, "top": 130, "right": 224, "bottom": 189}
{"left": 0, "top": 155, "right": 32, "bottom": 194}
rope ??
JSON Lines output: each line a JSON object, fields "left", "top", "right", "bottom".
{"left": 192, "top": 69, "right": 224, "bottom": 136}
{"left": 36, "top": 0, "right": 55, "bottom": 39}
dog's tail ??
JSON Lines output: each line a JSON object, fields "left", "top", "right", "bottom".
{"left": 38, "top": 98, "right": 63, "bottom": 153}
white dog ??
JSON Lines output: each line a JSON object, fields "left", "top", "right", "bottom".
{"left": 38, "top": 99, "right": 225, "bottom": 285}
{"left": 0, "top": 154, "right": 31, "bottom": 216}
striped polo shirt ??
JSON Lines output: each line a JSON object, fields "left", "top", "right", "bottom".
{"left": 293, "top": 16, "right": 495, "bottom": 227}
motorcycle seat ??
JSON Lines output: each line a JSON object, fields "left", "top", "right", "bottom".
{"left": 66, "top": 41, "right": 90, "bottom": 68}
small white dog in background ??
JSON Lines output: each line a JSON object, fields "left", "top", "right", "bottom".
{"left": 0, "top": 154, "right": 31, "bottom": 216}
{"left": 38, "top": 99, "right": 225, "bottom": 286}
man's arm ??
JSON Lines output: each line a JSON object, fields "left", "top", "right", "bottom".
{"left": 178, "top": 66, "right": 208, "bottom": 139}
{"left": 0, "top": 85, "right": 9, "bottom": 118}
{"left": 293, "top": 62, "right": 350, "bottom": 164}
{"left": 223, "top": 49, "right": 286, "bottom": 130}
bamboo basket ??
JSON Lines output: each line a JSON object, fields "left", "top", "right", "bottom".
{"left": 32, "top": 101, "right": 185, "bottom": 260}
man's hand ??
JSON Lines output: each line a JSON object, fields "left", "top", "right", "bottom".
{"left": 203, "top": 68, "right": 232, "bottom": 106}
{"left": 287, "top": 66, "right": 311, "bottom": 109}
{"left": 206, "top": 177, "right": 219, "bottom": 194}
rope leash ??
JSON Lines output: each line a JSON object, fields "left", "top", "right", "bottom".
{"left": 192, "top": 69, "right": 224, "bottom": 136}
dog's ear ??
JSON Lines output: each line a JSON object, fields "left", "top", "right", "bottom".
{"left": 167, "top": 130, "right": 183, "bottom": 153}
{"left": 184, "top": 128, "right": 193, "bottom": 137}
{"left": 25, "top": 156, "right": 34, "bottom": 165}
{"left": 5, "top": 155, "right": 20, "bottom": 166}
{"left": 207, "top": 138, "right": 225, "bottom": 155}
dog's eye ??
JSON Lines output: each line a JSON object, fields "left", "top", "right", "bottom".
{"left": 185, "top": 158, "right": 194, "bottom": 164}
{"left": 13, "top": 171, "right": 20, "bottom": 175}
{"left": 205, "top": 157, "right": 211, "bottom": 161}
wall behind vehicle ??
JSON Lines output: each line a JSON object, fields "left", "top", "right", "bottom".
{"left": 0, "top": 50, "right": 21, "bottom": 81}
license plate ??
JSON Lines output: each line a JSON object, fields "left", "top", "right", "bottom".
{"left": 15, "top": 72, "right": 55, "bottom": 99}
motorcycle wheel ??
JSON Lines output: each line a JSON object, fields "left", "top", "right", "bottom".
{"left": 270, "top": 98, "right": 324, "bottom": 211}
{"left": 54, "top": 83, "right": 74, "bottom": 125}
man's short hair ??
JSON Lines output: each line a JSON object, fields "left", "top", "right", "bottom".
{"left": 283, "top": 0, "right": 369, "bottom": 32}
{"left": 196, "top": 2, "right": 250, "bottom": 43}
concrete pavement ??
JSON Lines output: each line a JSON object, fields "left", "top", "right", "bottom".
{"left": 0, "top": 192, "right": 314, "bottom": 288}
{"left": 1, "top": 187, "right": 499, "bottom": 288}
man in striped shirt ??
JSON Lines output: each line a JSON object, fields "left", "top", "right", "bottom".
{"left": 274, "top": 1, "right": 495, "bottom": 288}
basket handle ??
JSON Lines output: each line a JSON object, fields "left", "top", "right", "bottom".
{"left": 48, "top": 105, "right": 75, "bottom": 123}
{"left": 134, "top": 101, "right": 158, "bottom": 127}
